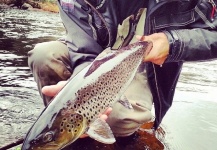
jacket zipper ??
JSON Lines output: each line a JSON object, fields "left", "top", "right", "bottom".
{"left": 146, "top": 0, "right": 184, "bottom": 128}
{"left": 152, "top": 64, "right": 162, "bottom": 129}
{"left": 84, "top": 0, "right": 112, "bottom": 48}
{"left": 209, "top": 0, "right": 216, "bottom": 21}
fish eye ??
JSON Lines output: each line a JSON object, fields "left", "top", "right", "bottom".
{"left": 43, "top": 131, "right": 54, "bottom": 143}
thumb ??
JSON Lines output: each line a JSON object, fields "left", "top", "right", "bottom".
{"left": 143, "top": 43, "right": 153, "bottom": 62}
{"left": 42, "top": 81, "right": 67, "bottom": 97}
{"left": 143, "top": 53, "right": 152, "bottom": 62}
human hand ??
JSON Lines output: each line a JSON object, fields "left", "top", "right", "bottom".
{"left": 136, "top": 33, "right": 169, "bottom": 65}
{"left": 41, "top": 81, "right": 112, "bottom": 138}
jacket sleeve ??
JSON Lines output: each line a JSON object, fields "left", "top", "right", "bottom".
{"left": 57, "top": 0, "right": 103, "bottom": 76}
{"left": 164, "top": 28, "right": 217, "bottom": 62}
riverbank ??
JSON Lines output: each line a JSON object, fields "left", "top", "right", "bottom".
{"left": 0, "top": 0, "right": 59, "bottom": 13}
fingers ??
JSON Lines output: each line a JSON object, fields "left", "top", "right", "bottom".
{"left": 100, "top": 107, "right": 113, "bottom": 121}
{"left": 41, "top": 81, "right": 67, "bottom": 97}
{"left": 98, "top": 107, "right": 112, "bottom": 119}
{"left": 104, "top": 107, "right": 112, "bottom": 116}
{"left": 136, "top": 35, "right": 153, "bottom": 61}
{"left": 80, "top": 134, "right": 89, "bottom": 138}
{"left": 136, "top": 33, "right": 169, "bottom": 65}
{"left": 80, "top": 107, "right": 112, "bottom": 139}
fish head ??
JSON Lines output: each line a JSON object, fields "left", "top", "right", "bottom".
{"left": 22, "top": 110, "right": 87, "bottom": 150}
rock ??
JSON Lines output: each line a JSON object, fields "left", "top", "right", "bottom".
{"left": 14, "top": 0, "right": 23, "bottom": 8}
{"left": 0, "top": 4, "right": 10, "bottom": 9}
{"left": 0, "top": 0, "right": 58, "bottom": 13}
{"left": 21, "top": 3, "right": 33, "bottom": 10}
{"left": 0, "top": 0, "right": 15, "bottom": 5}
{"left": 25, "top": 0, "right": 41, "bottom": 9}
{"left": 1, "top": 0, "right": 24, "bottom": 8}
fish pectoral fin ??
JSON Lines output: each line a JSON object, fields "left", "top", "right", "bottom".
{"left": 117, "top": 95, "right": 134, "bottom": 110}
{"left": 86, "top": 118, "right": 115, "bottom": 144}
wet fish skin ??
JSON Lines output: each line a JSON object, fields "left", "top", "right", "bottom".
{"left": 21, "top": 41, "right": 153, "bottom": 150}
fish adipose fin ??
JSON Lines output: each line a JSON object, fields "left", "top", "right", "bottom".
{"left": 86, "top": 118, "right": 115, "bottom": 144}
{"left": 117, "top": 95, "right": 134, "bottom": 110}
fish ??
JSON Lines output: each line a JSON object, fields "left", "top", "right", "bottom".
{"left": 21, "top": 41, "right": 153, "bottom": 150}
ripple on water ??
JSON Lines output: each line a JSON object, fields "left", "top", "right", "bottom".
{"left": 179, "top": 61, "right": 217, "bottom": 87}
{"left": 0, "top": 8, "right": 63, "bottom": 148}
{"left": 0, "top": 87, "right": 44, "bottom": 146}
{"left": 161, "top": 91, "right": 217, "bottom": 150}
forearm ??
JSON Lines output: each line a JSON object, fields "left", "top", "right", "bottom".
{"left": 164, "top": 29, "right": 217, "bottom": 62}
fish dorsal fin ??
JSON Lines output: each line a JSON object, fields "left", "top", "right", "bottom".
{"left": 118, "top": 95, "right": 133, "bottom": 110}
{"left": 84, "top": 48, "right": 116, "bottom": 77}
{"left": 86, "top": 118, "right": 116, "bottom": 144}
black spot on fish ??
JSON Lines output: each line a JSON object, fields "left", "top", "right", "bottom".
{"left": 60, "top": 129, "right": 64, "bottom": 133}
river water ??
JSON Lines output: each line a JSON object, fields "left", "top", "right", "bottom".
{"left": 0, "top": 7, "right": 217, "bottom": 150}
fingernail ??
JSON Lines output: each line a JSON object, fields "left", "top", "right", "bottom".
{"left": 63, "top": 70, "right": 71, "bottom": 78}
{"left": 140, "top": 36, "right": 145, "bottom": 41}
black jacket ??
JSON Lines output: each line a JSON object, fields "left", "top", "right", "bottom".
{"left": 58, "top": 0, "right": 217, "bottom": 129}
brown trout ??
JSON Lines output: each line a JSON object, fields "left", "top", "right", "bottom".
{"left": 21, "top": 41, "right": 153, "bottom": 150}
